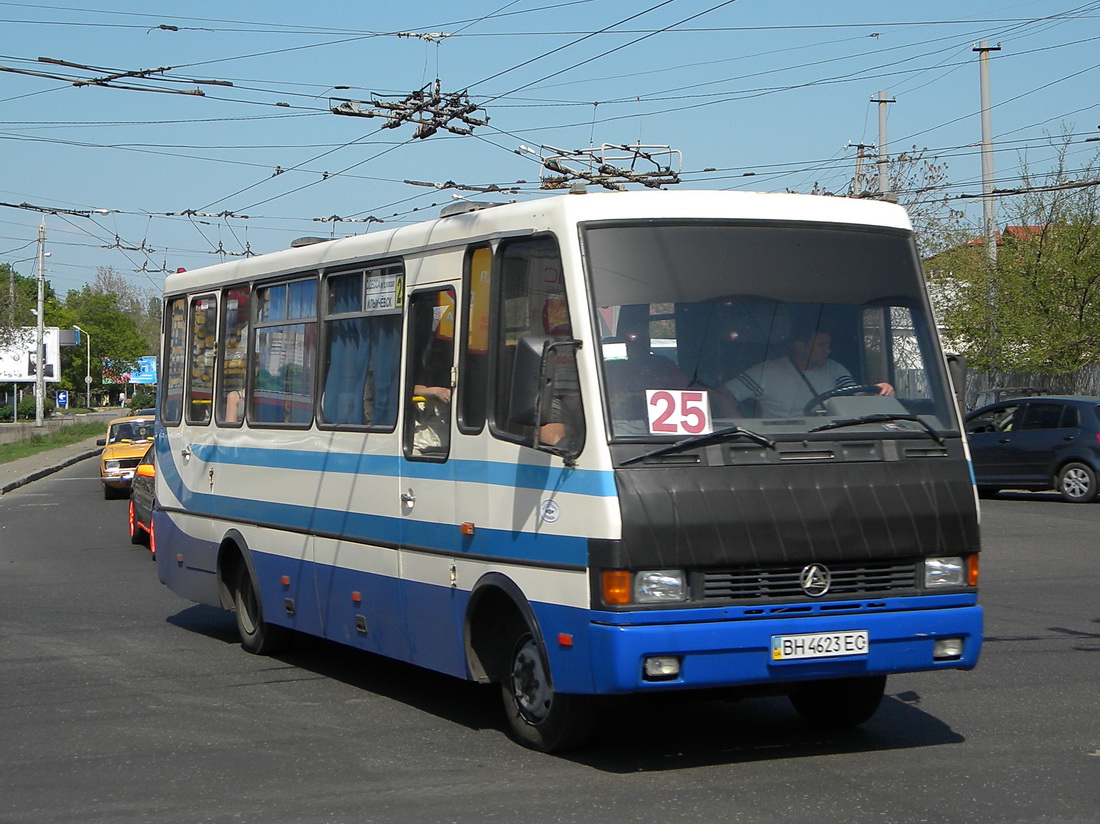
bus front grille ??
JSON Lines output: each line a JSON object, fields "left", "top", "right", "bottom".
{"left": 701, "top": 560, "right": 918, "bottom": 601}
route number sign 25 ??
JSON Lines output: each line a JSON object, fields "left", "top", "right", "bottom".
{"left": 645, "top": 390, "right": 713, "bottom": 436}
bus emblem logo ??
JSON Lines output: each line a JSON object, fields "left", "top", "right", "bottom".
{"left": 539, "top": 500, "right": 560, "bottom": 524}
{"left": 799, "top": 564, "right": 831, "bottom": 597}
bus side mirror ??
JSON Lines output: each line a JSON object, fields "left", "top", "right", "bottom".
{"left": 509, "top": 335, "right": 554, "bottom": 427}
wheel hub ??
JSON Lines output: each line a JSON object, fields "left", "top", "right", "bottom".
{"left": 511, "top": 637, "right": 552, "bottom": 723}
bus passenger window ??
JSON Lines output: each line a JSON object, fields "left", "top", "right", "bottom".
{"left": 217, "top": 286, "right": 250, "bottom": 425}
{"left": 404, "top": 288, "right": 455, "bottom": 460}
{"left": 186, "top": 295, "right": 217, "bottom": 425}
{"left": 251, "top": 279, "right": 317, "bottom": 426}
{"left": 320, "top": 263, "right": 403, "bottom": 429}
{"left": 162, "top": 298, "right": 186, "bottom": 426}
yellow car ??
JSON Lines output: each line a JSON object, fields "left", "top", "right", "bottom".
{"left": 97, "top": 415, "right": 156, "bottom": 500}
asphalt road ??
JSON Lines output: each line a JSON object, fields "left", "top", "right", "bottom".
{"left": 1, "top": 459, "right": 1097, "bottom": 824}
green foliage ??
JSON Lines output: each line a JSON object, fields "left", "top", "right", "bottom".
{"left": 16, "top": 395, "right": 56, "bottom": 418}
{"left": 930, "top": 139, "right": 1100, "bottom": 373}
{"left": 129, "top": 390, "right": 156, "bottom": 410}
{"left": 61, "top": 268, "right": 155, "bottom": 399}
{"left": 0, "top": 266, "right": 59, "bottom": 349}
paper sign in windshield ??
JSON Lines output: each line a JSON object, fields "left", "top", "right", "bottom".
{"left": 646, "top": 389, "right": 712, "bottom": 436}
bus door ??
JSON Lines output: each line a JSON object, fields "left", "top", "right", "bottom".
{"left": 452, "top": 246, "right": 492, "bottom": 560}
{"left": 399, "top": 285, "right": 465, "bottom": 675}
{"left": 172, "top": 293, "right": 219, "bottom": 570}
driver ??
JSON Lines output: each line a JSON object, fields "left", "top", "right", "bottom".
{"left": 727, "top": 326, "right": 893, "bottom": 417}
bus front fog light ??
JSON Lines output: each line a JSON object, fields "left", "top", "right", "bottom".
{"left": 643, "top": 656, "right": 681, "bottom": 680}
{"left": 634, "top": 570, "right": 686, "bottom": 603}
{"left": 925, "top": 556, "right": 964, "bottom": 588}
{"left": 933, "top": 637, "right": 964, "bottom": 660}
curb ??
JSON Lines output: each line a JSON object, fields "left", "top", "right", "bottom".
{"left": 0, "top": 448, "right": 101, "bottom": 497}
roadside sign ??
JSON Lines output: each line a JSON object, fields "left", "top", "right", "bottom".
{"left": 57, "top": 390, "right": 69, "bottom": 407}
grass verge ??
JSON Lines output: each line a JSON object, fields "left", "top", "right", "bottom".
{"left": 0, "top": 422, "right": 104, "bottom": 465}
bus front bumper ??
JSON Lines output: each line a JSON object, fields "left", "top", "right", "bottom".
{"left": 586, "top": 598, "right": 982, "bottom": 694}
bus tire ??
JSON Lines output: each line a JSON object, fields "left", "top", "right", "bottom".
{"left": 789, "top": 675, "right": 887, "bottom": 728}
{"left": 233, "top": 563, "right": 289, "bottom": 655}
{"left": 499, "top": 618, "right": 597, "bottom": 753}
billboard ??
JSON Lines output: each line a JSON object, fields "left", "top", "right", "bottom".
{"left": 102, "top": 356, "right": 157, "bottom": 385}
{"left": 0, "top": 327, "right": 61, "bottom": 383}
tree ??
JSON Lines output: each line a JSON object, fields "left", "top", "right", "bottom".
{"left": 61, "top": 286, "right": 149, "bottom": 403}
{"left": 929, "top": 139, "right": 1100, "bottom": 373}
{"left": 0, "top": 265, "right": 54, "bottom": 349}
{"left": 805, "top": 146, "right": 970, "bottom": 258}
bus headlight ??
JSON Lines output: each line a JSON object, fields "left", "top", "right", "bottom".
{"left": 925, "top": 556, "right": 965, "bottom": 588}
{"left": 635, "top": 570, "right": 687, "bottom": 603}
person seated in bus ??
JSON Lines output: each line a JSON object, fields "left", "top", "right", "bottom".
{"left": 727, "top": 324, "right": 894, "bottom": 418}
{"left": 408, "top": 304, "right": 454, "bottom": 454}
{"left": 538, "top": 309, "right": 583, "bottom": 450}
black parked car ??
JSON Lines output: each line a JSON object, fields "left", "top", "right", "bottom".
{"left": 964, "top": 396, "right": 1100, "bottom": 502}
{"left": 128, "top": 448, "right": 156, "bottom": 553}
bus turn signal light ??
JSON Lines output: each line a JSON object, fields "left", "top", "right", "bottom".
{"left": 968, "top": 555, "right": 980, "bottom": 586}
{"left": 602, "top": 570, "right": 632, "bottom": 606}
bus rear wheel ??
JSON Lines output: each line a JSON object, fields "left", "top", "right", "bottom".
{"left": 233, "top": 564, "right": 289, "bottom": 655}
{"left": 789, "top": 675, "right": 887, "bottom": 728}
{"left": 499, "top": 619, "right": 597, "bottom": 753}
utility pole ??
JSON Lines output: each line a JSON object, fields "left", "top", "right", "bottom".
{"left": 871, "top": 91, "right": 895, "bottom": 199}
{"left": 974, "top": 41, "right": 1001, "bottom": 268}
{"left": 74, "top": 324, "right": 91, "bottom": 410}
{"left": 849, "top": 142, "right": 870, "bottom": 197}
{"left": 35, "top": 219, "right": 45, "bottom": 427}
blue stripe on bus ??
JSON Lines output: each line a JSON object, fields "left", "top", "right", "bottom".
{"left": 188, "top": 443, "right": 617, "bottom": 497}
{"left": 156, "top": 440, "right": 592, "bottom": 566}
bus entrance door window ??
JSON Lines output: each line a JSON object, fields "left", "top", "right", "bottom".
{"left": 404, "top": 288, "right": 456, "bottom": 461}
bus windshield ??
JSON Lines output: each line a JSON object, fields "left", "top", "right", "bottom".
{"left": 584, "top": 221, "right": 954, "bottom": 440}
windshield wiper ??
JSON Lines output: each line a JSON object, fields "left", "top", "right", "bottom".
{"left": 809, "top": 413, "right": 946, "bottom": 446}
{"left": 621, "top": 425, "right": 776, "bottom": 466}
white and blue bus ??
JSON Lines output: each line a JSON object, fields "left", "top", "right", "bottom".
{"left": 154, "top": 190, "right": 982, "bottom": 751}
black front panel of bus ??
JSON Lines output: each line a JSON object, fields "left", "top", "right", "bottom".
{"left": 599, "top": 452, "right": 979, "bottom": 570}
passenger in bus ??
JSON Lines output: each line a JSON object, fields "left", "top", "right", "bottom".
{"left": 223, "top": 388, "right": 245, "bottom": 423}
{"left": 408, "top": 301, "right": 454, "bottom": 454}
{"left": 727, "top": 325, "right": 894, "bottom": 417}
{"left": 538, "top": 308, "right": 583, "bottom": 450}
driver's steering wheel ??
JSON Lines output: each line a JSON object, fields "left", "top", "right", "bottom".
{"left": 803, "top": 383, "right": 883, "bottom": 415}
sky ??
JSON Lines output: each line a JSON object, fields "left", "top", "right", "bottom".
{"left": 1, "top": 0, "right": 1099, "bottom": 298}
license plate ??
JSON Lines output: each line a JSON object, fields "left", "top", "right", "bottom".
{"left": 771, "top": 630, "right": 868, "bottom": 661}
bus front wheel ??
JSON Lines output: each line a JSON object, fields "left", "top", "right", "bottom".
{"left": 500, "top": 620, "right": 596, "bottom": 752}
{"left": 789, "top": 675, "right": 887, "bottom": 728}
{"left": 233, "top": 564, "right": 289, "bottom": 655}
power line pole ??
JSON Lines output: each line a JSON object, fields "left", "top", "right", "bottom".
{"left": 849, "top": 142, "right": 870, "bottom": 197}
{"left": 871, "top": 91, "right": 895, "bottom": 199}
{"left": 975, "top": 41, "right": 1001, "bottom": 371}
{"left": 974, "top": 41, "right": 1001, "bottom": 268}
{"left": 35, "top": 219, "right": 45, "bottom": 428}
